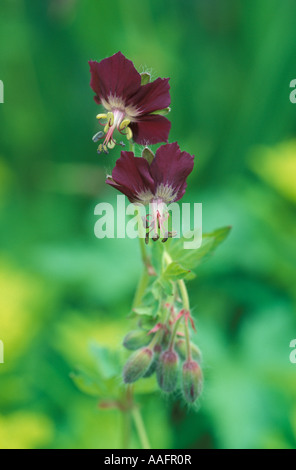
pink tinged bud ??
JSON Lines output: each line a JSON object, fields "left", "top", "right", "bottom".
{"left": 157, "top": 349, "right": 179, "bottom": 393}
{"left": 123, "top": 347, "right": 153, "bottom": 384}
{"left": 182, "top": 360, "right": 203, "bottom": 404}
{"left": 123, "top": 330, "right": 150, "bottom": 350}
{"left": 175, "top": 339, "right": 202, "bottom": 363}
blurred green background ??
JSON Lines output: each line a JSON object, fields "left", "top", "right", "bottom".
{"left": 1, "top": 0, "right": 296, "bottom": 449}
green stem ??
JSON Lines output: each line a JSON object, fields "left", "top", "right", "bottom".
{"left": 129, "top": 142, "right": 135, "bottom": 152}
{"left": 148, "top": 328, "right": 162, "bottom": 349}
{"left": 132, "top": 268, "right": 149, "bottom": 309}
{"left": 163, "top": 251, "right": 190, "bottom": 310}
{"left": 168, "top": 315, "right": 182, "bottom": 350}
{"left": 131, "top": 406, "right": 151, "bottom": 449}
{"left": 177, "top": 279, "right": 190, "bottom": 311}
{"left": 127, "top": 141, "right": 153, "bottom": 451}
{"left": 121, "top": 385, "right": 133, "bottom": 449}
{"left": 137, "top": 213, "right": 155, "bottom": 275}
{"left": 163, "top": 251, "right": 191, "bottom": 357}
{"left": 184, "top": 317, "right": 191, "bottom": 360}
{"left": 121, "top": 410, "right": 131, "bottom": 449}
{"left": 178, "top": 279, "right": 191, "bottom": 360}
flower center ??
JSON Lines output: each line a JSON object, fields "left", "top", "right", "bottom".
{"left": 93, "top": 109, "right": 133, "bottom": 154}
{"left": 143, "top": 198, "right": 176, "bottom": 243}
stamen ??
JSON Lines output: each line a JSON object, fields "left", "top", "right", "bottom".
{"left": 96, "top": 113, "right": 108, "bottom": 120}
{"left": 125, "top": 127, "right": 133, "bottom": 141}
{"left": 97, "top": 143, "right": 109, "bottom": 154}
{"left": 92, "top": 131, "right": 104, "bottom": 142}
{"left": 107, "top": 140, "right": 116, "bottom": 149}
{"left": 119, "top": 119, "right": 130, "bottom": 130}
{"left": 106, "top": 112, "right": 114, "bottom": 126}
{"left": 161, "top": 231, "right": 177, "bottom": 243}
{"left": 143, "top": 199, "right": 171, "bottom": 243}
{"left": 142, "top": 216, "right": 149, "bottom": 229}
{"left": 94, "top": 108, "right": 132, "bottom": 152}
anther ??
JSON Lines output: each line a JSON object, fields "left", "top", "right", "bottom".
{"left": 96, "top": 113, "right": 108, "bottom": 121}
{"left": 142, "top": 216, "right": 149, "bottom": 229}
{"left": 125, "top": 126, "right": 133, "bottom": 141}
{"left": 92, "top": 131, "right": 104, "bottom": 142}
{"left": 107, "top": 140, "right": 116, "bottom": 149}
{"left": 106, "top": 112, "right": 114, "bottom": 126}
{"left": 119, "top": 119, "right": 131, "bottom": 130}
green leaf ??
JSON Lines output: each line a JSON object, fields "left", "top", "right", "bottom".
{"left": 132, "top": 306, "right": 155, "bottom": 316}
{"left": 162, "top": 261, "right": 192, "bottom": 282}
{"left": 152, "top": 277, "right": 173, "bottom": 299}
{"left": 167, "top": 226, "right": 231, "bottom": 271}
{"left": 89, "top": 343, "right": 121, "bottom": 379}
{"left": 70, "top": 368, "right": 106, "bottom": 397}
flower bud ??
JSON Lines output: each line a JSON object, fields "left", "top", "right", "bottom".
{"left": 143, "top": 344, "right": 162, "bottom": 378}
{"left": 156, "top": 349, "right": 179, "bottom": 393}
{"left": 123, "top": 347, "right": 153, "bottom": 384}
{"left": 182, "top": 360, "right": 203, "bottom": 403}
{"left": 123, "top": 330, "right": 150, "bottom": 351}
{"left": 175, "top": 339, "right": 202, "bottom": 363}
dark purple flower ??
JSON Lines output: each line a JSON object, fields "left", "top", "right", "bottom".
{"left": 106, "top": 143, "right": 194, "bottom": 239}
{"left": 89, "top": 52, "right": 171, "bottom": 153}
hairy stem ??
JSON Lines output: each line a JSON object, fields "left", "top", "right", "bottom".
{"left": 121, "top": 409, "right": 131, "bottom": 449}
{"left": 136, "top": 210, "right": 156, "bottom": 276}
{"left": 168, "top": 315, "right": 182, "bottom": 350}
{"left": 178, "top": 279, "right": 192, "bottom": 359}
{"left": 126, "top": 141, "right": 152, "bottom": 450}
{"left": 132, "top": 269, "right": 149, "bottom": 309}
{"left": 163, "top": 251, "right": 192, "bottom": 357}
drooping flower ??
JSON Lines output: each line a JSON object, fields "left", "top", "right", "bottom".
{"left": 106, "top": 142, "right": 194, "bottom": 240}
{"left": 89, "top": 52, "right": 171, "bottom": 153}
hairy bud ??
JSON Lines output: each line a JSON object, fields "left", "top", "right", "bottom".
{"left": 123, "top": 347, "right": 153, "bottom": 384}
{"left": 123, "top": 330, "right": 150, "bottom": 351}
{"left": 175, "top": 339, "right": 202, "bottom": 363}
{"left": 156, "top": 349, "right": 179, "bottom": 393}
{"left": 182, "top": 360, "right": 203, "bottom": 403}
{"left": 143, "top": 344, "right": 162, "bottom": 378}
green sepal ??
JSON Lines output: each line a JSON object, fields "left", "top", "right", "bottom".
{"left": 142, "top": 147, "right": 155, "bottom": 165}
{"left": 140, "top": 72, "right": 151, "bottom": 85}
{"left": 150, "top": 107, "right": 171, "bottom": 116}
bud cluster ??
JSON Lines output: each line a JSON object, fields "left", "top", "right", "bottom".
{"left": 122, "top": 306, "right": 203, "bottom": 405}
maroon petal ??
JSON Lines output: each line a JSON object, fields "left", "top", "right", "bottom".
{"left": 130, "top": 115, "right": 171, "bottom": 145}
{"left": 89, "top": 52, "right": 141, "bottom": 105}
{"left": 150, "top": 142, "right": 195, "bottom": 201}
{"left": 106, "top": 151, "right": 155, "bottom": 202}
{"left": 128, "top": 78, "right": 170, "bottom": 114}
